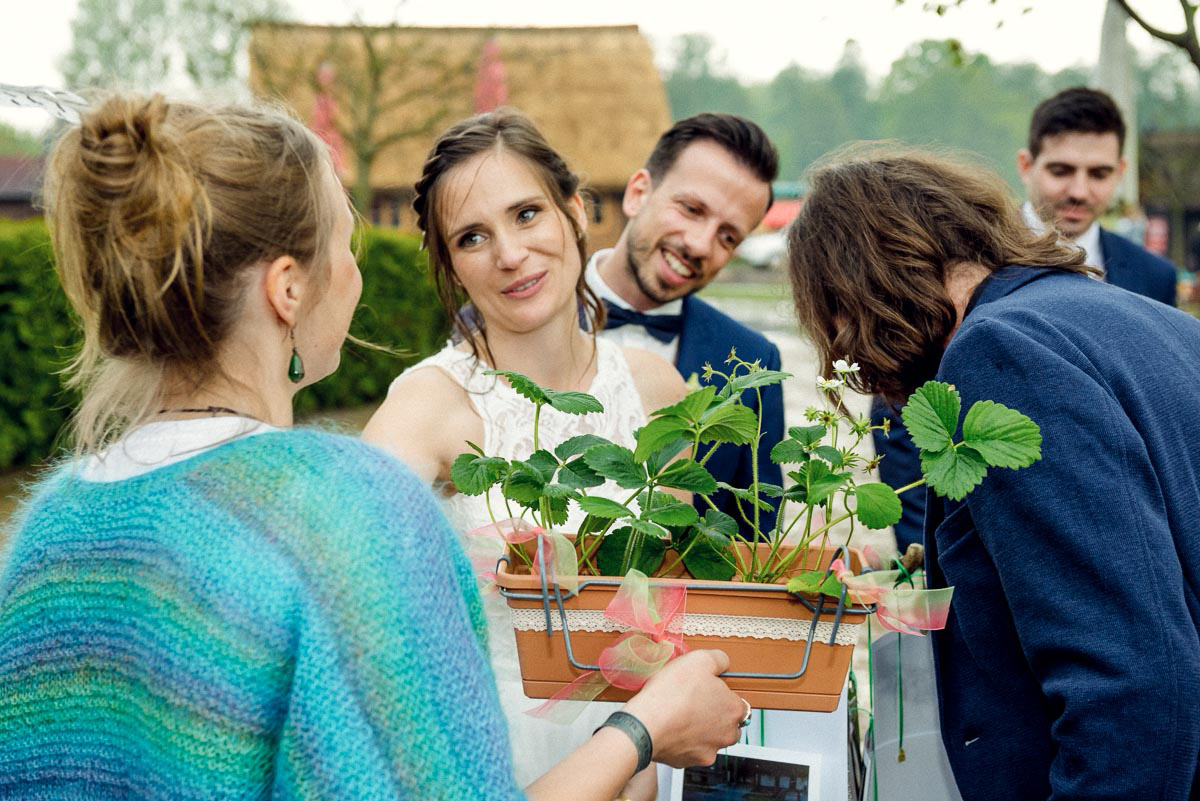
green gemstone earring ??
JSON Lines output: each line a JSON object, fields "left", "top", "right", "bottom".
{"left": 288, "top": 328, "right": 305, "bottom": 384}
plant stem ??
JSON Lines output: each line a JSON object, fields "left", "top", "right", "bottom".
{"left": 533, "top": 401, "right": 542, "bottom": 453}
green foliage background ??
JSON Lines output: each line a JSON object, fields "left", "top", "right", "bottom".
{"left": 664, "top": 36, "right": 1200, "bottom": 189}
{"left": 0, "top": 220, "right": 447, "bottom": 469}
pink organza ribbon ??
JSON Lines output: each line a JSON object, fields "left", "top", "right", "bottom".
{"left": 527, "top": 569, "right": 688, "bottom": 723}
{"left": 466, "top": 518, "right": 578, "bottom": 595}
{"left": 830, "top": 550, "right": 954, "bottom": 636}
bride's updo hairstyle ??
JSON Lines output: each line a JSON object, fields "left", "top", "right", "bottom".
{"left": 413, "top": 108, "right": 604, "bottom": 362}
{"left": 44, "top": 93, "right": 336, "bottom": 453}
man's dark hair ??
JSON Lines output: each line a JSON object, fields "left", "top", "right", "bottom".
{"left": 1028, "top": 87, "right": 1126, "bottom": 159}
{"left": 645, "top": 113, "right": 779, "bottom": 207}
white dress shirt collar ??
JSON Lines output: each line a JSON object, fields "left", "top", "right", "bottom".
{"left": 585, "top": 249, "right": 682, "bottom": 363}
{"left": 1022, "top": 201, "right": 1105, "bottom": 273}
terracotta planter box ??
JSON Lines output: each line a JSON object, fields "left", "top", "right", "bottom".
{"left": 494, "top": 545, "right": 870, "bottom": 712}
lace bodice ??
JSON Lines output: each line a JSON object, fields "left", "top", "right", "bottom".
{"left": 390, "top": 338, "right": 651, "bottom": 786}
{"left": 392, "top": 337, "right": 649, "bottom": 536}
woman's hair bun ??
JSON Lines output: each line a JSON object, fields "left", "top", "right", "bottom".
{"left": 45, "top": 92, "right": 336, "bottom": 453}
{"left": 77, "top": 94, "right": 174, "bottom": 199}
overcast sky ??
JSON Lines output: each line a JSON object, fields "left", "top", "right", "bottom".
{"left": 1, "top": 0, "right": 1191, "bottom": 131}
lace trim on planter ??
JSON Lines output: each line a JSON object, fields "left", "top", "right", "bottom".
{"left": 510, "top": 609, "right": 861, "bottom": 647}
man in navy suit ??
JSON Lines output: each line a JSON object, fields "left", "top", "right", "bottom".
{"left": 1018, "top": 86, "right": 1176, "bottom": 305}
{"left": 585, "top": 114, "right": 784, "bottom": 537}
{"left": 874, "top": 86, "right": 1179, "bottom": 552}
{"left": 789, "top": 148, "right": 1200, "bottom": 801}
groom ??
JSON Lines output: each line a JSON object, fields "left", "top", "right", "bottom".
{"left": 586, "top": 113, "right": 784, "bottom": 536}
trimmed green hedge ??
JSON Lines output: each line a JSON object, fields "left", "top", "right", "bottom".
{"left": 0, "top": 220, "right": 76, "bottom": 469}
{"left": 0, "top": 220, "right": 448, "bottom": 469}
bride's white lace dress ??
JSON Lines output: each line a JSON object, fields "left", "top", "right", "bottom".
{"left": 391, "top": 338, "right": 648, "bottom": 787}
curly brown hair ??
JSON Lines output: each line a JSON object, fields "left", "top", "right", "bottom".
{"left": 787, "top": 145, "right": 1091, "bottom": 403}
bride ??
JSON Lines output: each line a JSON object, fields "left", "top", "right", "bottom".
{"left": 362, "top": 110, "right": 687, "bottom": 794}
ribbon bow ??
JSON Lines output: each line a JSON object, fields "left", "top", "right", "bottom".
{"left": 528, "top": 569, "right": 688, "bottom": 722}
{"left": 602, "top": 300, "right": 685, "bottom": 344}
{"left": 830, "top": 546, "right": 953, "bottom": 636}
{"left": 466, "top": 518, "right": 578, "bottom": 595}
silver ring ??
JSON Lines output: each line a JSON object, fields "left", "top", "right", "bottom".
{"left": 738, "top": 699, "right": 753, "bottom": 728}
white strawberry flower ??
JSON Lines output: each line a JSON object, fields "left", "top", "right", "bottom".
{"left": 816, "top": 377, "right": 845, "bottom": 391}
{"left": 832, "top": 359, "right": 861, "bottom": 375}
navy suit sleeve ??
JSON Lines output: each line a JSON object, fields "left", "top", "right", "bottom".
{"left": 940, "top": 319, "right": 1200, "bottom": 801}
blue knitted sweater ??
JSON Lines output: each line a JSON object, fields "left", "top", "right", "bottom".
{"left": 0, "top": 429, "right": 527, "bottom": 800}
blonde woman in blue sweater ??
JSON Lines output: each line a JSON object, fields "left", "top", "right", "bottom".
{"left": 0, "top": 94, "right": 747, "bottom": 801}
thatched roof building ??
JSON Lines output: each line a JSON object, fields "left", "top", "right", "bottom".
{"left": 248, "top": 23, "right": 670, "bottom": 247}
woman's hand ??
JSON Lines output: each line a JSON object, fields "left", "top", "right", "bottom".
{"left": 621, "top": 649, "right": 744, "bottom": 767}
{"left": 525, "top": 649, "right": 743, "bottom": 801}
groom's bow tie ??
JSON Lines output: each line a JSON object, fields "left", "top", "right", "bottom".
{"left": 602, "top": 300, "right": 684, "bottom": 344}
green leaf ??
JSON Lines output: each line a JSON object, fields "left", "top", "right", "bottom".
{"left": 726, "top": 369, "right": 792, "bottom": 396}
{"left": 786, "top": 570, "right": 846, "bottom": 599}
{"left": 486, "top": 370, "right": 550, "bottom": 406}
{"left": 555, "top": 434, "right": 610, "bottom": 461}
{"left": 543, "top": 495, "right": 570, "bottom": 527}
{"left": 559, "top": 457, "right": 604, "bottom": 489}
{"left": 903, "top": 381, "right": 961, "bottom": 453}
{"left": 645, "top": 438, "right": 692, "bottom": 476}
{"left": 657, "top": 459, "right": 718, "bottom": 494}
{"left": 528, "top": 449, "right": 559, "bottom": 481}
{"left": 679, "top": 529, "right": 736, "bottom": 581}
{"left": 582, "top": 444, "right": 646, "bottom": 489}
{"left": 576, "top": 513, "right": 608, "bottom": 538}
{"left": 698, "top": 402, "right": 759, "bottom": 445}
{"left": 789, "top": 424, "right": 827, "bottom": 447}
{"left": 782, "top": 482, "right": 808, "bottom": 503}
{"left": 716, "top": 481, "right": 775, "bottom": 512}
{"left": 755, "top": 482, "right": 784, "bottom": 498}
{"left": 813, "top": 445, "right": 844, "bottom": 467}
{"left": 449, "top": 453, "right": 508, "bottom": 496}
{"left": 595, "top": 527, "right": 667, "bottom": 577}
{"left": 543, "top": 388, "right": 604, "bottom": 415}
{"left": 770, "top": 438, "right": 811, "bottom": 465}
{"left": 792, "top": 461, "right": 850, "bottom": 506}
{"left": 961, "top": 400, "right": 1042, "bottom": 469}
{"left": 691, "top": 508, "right": 738, "bottom": 545}
{"left": 542, "top": 483, "right": 580, "bottom": 501}
{"left": 502, "top": 462, "right": 548, "bottom": 505}
{"left": 634, "top": 415, "right": 692, "bottom": 463}
{"left": 653, "top": 386, "right": 717, "bottom": 422}
{"left": 922, "top": 445, "right": 988, "bottom": 501}
{"left": 637, "top": 489, "right": 678, "bottom": 509}
{"left": 644, "top": 503, "right": 700, "bottom": 527}
{"left": 854, "top": 483, "right": 904, "bottom": 529}
{"left": 628, "top": 518, "right": 672, "bottom": 540}
{"left": 577, "top": 496, "right": 633, "bottom": 519}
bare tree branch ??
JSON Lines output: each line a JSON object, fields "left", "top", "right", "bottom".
{"left": 1113, "top": 0, "right": 1200, "bottom": 73}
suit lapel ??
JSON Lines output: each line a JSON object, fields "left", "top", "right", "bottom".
{"left": 1099, "top": 229, "right": 1130, "bottom": 291}
{"left": 675, "top": 295, "right": 716, "bottom": 383}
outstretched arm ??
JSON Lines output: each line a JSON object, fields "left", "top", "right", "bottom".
{"left": 526, "top": 650, "right": 747, "bottom": 801}
{"left": 361, "top": 367, "right": 480, "bottom": 486}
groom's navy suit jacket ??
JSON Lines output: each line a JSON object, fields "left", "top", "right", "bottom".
{"left": 1099, "top": 228, "right": 1177, "bottom": 306}
{"left": 676, "top": 295, "right": 784, "bottom": 538}
{"left": 926, "top": 267, "right": 1200, "bottom": 801}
